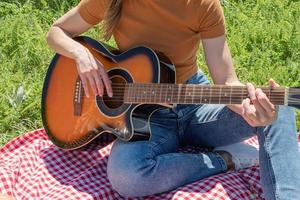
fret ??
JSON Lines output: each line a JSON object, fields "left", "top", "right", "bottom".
{"left": 193, "top": 85, "right": 201, "bottom": 103}
{"left": 148, "top": 84, "right": 152, "bottom": 103}
{"left": 268, "top": 88, "right": 285, "bottom": 105}
{"left": 163, "top": 84, "right": 167, "bottom": 103}
{"left": 218, "top": 86, "right": 222, "bottom": 104}
{"left": 208, "top": 85, "right": 212, "bottom": 104}
{"left": 124, "top": 84, "right": 128, "bottom": 103}
{"left": 146, "top": 83, "right": 150, "bottom": 103}
{"left": 141, "top": 84, "right": 146, "bottom": 103}
{"left": 135, "top": 84, "right": 138, "bottom": 103}
{"left": 134, "top": 84, "right": 138, "bottom": 103}
{"left": 192, "top": 85, "right": 195, "bottom": 104}
{"left": 153, "top": 84, "right": 158, "bottom": 104}
{"left": 129, "top": 84, "right": 133, "bottom": 103}
{"left": 169, "top": 84, "right": 174, "bottom": 104}
{"left": 136, "top": 83, "right": 141, "bottom": 103}
{"left": 209, "top": 85, "right": 222, "bottom": 104}
{"left": 182, "top": 85, "right": 187, "bottom": 103}
{"left": 127, "top": 83, "right": 130, "bottom": 103}
{"left": 148, "top": 84, "right": 151, "bottom": 103}
{"left": 267, "top": 88, "right": 271, "bottom": 103}
{"left": 202, "top": 86, "right": 210, "bottom": 104}
{"left": 200, "top": 85, "right": 204, "bottom": 104}
{"left": 230, "top": 86, "right": 244, "bottom": 104}
{"left": 178, "top": 84, "right": 187, "bottom": 104}
{"left": 229, "top": 86, "right": 232, "bottom": 104}
{"left": 159, "top": 83, "right": 163, "bottom": 104}
{"left": 241, "top": 87, "right": 245, "bottom": 103}
{"left": 177, "top": 84, "right": 182, "bottom": 104}
{"left": 143, "top": 83, "right": 148, "bottom": 103}
{"left": 188, "top": 85, "right": 193, "bottom": 103}
{"left": 148, "top": 83, "right": 154, "bottom": 103}
{"left": 219, "top": 86, "right": 231, "bottom": 104}
{"left": 185, "top": 85, "right": 194, "bottom": 104}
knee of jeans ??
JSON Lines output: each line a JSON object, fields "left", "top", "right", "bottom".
{"left": 107, "top": 141, "right": 156, "bottom": 197}
{"left": 107, "top": 154, "right": 155, "bottom": 197}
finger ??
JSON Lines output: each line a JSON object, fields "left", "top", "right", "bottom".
{"left": 86, "top": 74, "right": 97, "bottom": 96}
{"left": 255, "top": 88, "right": 276, "bottom": 114}
{"left": 92, "top": 70, "right": 104, "bottom": 96}
{"left": 242, "top": 98, "right": 257, "bottom": 120}
{"left": 97, "top": 61, "right": 113, "bottom": 97}
{"left": 269, "top": 78, "right": 280, "bottom": 88}
{"left": 242, "top": 98, "right": 257, "bottom": 126}
{"left": 85, "top": 50, "right": 104, "bottom": 96}
{"left": 246, "top": 83, "right": 257, "bottom": 103}
{"left": 79, "top": 74, "right": 90, "bottom": 98}
{"left": 253, "top": 88, "right": 268, "bottom": 112}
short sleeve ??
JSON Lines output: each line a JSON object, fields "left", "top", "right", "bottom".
{"left": 77, "top": 0, "right": 108, "bottom": 25}
{"left": 198, "top": 0, "right": 226, "bottom": 38}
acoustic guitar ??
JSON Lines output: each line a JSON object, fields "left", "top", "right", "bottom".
{"left": 41, "top": 36, "right": 300, "bottom": 150}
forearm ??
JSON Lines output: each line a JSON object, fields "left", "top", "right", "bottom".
{"left": 205, "top": 41, "right": 239, "bottom": 85}
{"left": 45, "top": 6, "right": 94, "bottom": 59}
{"left": 46, "top": 26, "right": 85, "bottom": 59}
{"left": 202, "top": 36, "right": 244, "bottom": 114}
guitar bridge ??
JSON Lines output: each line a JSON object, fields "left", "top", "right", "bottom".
{"left": 73, "top": 77, "right": 84, "bottom": 116}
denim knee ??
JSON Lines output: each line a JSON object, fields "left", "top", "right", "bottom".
{"left": 106, "top": 140, "right": 156, "bottom": 197}
{"left": 107, "top": 153, "right": 155, "bottom": 197}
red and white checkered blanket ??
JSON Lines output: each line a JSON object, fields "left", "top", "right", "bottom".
{"left": 2, "top": 129, "right": 293, "bottom": 200}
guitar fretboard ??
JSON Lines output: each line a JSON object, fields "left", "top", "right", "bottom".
{"left": 123, "top": 84, "right": 286, "bottom": 105}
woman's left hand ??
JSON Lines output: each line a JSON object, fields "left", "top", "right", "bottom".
{"left": 241, "top": 79, "right": 279, "bottom": 127}
{"left": 226, "top": 79, "right": 279, "bottom": 127}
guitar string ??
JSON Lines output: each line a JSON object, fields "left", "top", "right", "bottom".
{"left": 73, "top": 96, "right": 300, "bottom": 103}
{"left": 70, "top": 84, "right": 299, "bottom": 103}
{"left": 95, "top": 83, "right": 299, "bottom": 90}
{"left": 80, "top": 96, "right": 293, "bottom": 103}
{"left": 75, "top": 83, "right": 298, "bottom": 90}
{"left": 82, "top": 92, "right": 291, "bottom": 98}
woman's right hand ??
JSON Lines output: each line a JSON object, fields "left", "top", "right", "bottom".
{"left": 46, "top": 6, "right": 112, "bottom": 98}
{"left": 73, "top": 46, "right": 113, "bottom": 98}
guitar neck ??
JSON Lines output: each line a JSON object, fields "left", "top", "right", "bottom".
{"left": 123, "top": 84, "right": 287, "bottom": 105}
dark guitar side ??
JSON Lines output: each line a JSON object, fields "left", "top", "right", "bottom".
{"left": 42, "top": 36, "right": 176, "bottom": 150}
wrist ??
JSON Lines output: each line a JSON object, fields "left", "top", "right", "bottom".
{"left": 70, "top": 43, "right": 87, "bottom": 60}
{"left": 225, "top": 80, "right": 244, "bottom": 86}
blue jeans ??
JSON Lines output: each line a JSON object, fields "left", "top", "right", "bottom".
{"left": 107, "top": 71, "right": 300, "bottom": 200}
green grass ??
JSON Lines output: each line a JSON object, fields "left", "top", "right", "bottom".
{"left": 0, "top": 0, "right": 299, "bottom": 146}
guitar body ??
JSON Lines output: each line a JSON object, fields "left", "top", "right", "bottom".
{"left": 42, "top": 36, "right": 175, "bottom": 149}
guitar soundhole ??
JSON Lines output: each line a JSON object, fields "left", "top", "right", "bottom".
{"left": 102, "top": 76, "right": 126, "bottom": 109}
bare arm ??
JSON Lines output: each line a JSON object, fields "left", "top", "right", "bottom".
{"left": 202, "top": 35, "right": 278, "bottom": 126}
{"left": 201, "top": 35, "right": 239, "bottom": 85}
{"left": 46, "top": 7, "right": 112, "bottom": 98}
{"left": 46, "top": 6, "right": 92, "bottom": 59}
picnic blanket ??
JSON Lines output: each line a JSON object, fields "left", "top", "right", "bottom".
{"left": 2, "top": 129, "right": 295, "bottom": 200}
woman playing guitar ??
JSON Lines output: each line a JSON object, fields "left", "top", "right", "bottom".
{"left": 45, "top": 0, "right": 300, "bottom": 199}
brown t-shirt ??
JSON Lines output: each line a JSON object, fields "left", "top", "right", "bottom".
{"left": 78, "top": 0, "right": 225, "bottom": 83}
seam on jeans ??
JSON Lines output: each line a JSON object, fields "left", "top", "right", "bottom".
{"left": 263, "top": 128, "right": 280, "bottom": 200}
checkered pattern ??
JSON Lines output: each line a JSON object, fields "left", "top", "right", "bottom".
{"left": 0, "top": 129, "right": 299, "bottom": 200}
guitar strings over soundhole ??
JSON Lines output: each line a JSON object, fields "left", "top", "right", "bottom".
{"left": 102, "top": 76, "right": 126, "bottom": 109}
